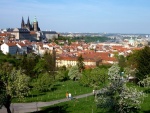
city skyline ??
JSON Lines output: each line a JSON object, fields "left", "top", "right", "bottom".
{"left": 0, "top": 0, "right": 150, "bottom": 34}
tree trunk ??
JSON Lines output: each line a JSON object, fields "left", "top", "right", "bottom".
{"left": 4, "top": 95, "right": 12, "bottom": 113}
{"left": 5, "top": 106, "right": 11, "bottom": 113}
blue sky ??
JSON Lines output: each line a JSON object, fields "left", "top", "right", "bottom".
{"left": 0, "top": 0, "right": 150, "bottom": 33}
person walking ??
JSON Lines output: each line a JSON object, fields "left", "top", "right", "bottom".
{"left": 93, "top": 90, "right": 95, "bottom": 96}
{"left": 66, "top": 92, "right": 69, "bottom": 99}
{"left": 68, "top": 93, "right": 72, "bottom": 100}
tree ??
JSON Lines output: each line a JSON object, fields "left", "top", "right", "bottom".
{"left": 68, "top": 66, "right": 81, "bottom": 81}
{"left": 127, "top": 46, "right": 150, "bottom": 80}
{"left": 0, "top": 62, "right": 29, "bottom": 113}
{"left": 0, "top": 64, "right": 30, "bottom": 113}
{"left": 33, "top": 59, "right": 46, "bottom": 74}
{"left": 33, "top": 72, "right": 54, "bottom": 92}
{"left": 138, "top": 75, "right": 150, "bottom": 89}
{"left": 55, "top": 67, "right": 69, "bottom": 82}
{"left": 43, "top": 49, "right": 56, "bottom": 80}
{"left": 95, "top": 63, "right": 144, "bottom": 113}
{"left": 79, "top": 69, "right": 92, "bottom": 87}
{"left": 77, "top": 55, "right": 85, "bottom": 73}
{"left": 90, "top": 67, "right": 108, "bottom": 88}
{"left": 79, "top": 67, "right": 108, "bottom": 88}
{"left": 118, "top": 55, "right": 126, "bottom": 72}
{"left": 20, "top": 53, "right": 40, "bottom": 77}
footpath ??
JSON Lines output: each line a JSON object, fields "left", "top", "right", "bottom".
{"left": 0, "top": 92, "right": 93, "bottom": 113}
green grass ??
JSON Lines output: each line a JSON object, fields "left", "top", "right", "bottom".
{"left": 13, "top": 80, "right": 93, "bottom": 103}
{"left": 31, "top": 82, "right": 150, "bottom": 113}
{"left": 32, "top": 96, "right": 105, "bottom": 113}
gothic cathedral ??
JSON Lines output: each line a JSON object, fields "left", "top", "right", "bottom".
{"left": 21, "top": 16, "right": 40, "bottom": 31}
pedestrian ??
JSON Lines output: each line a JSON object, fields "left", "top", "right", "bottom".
{"left": 66, "top": 92, "right": 69, "bottom": 98}
{"left": 68, "top": 93, "right": 72, "bottom": 100}
{"left": 93, "top": 90, "right": 95, "bottom": 96}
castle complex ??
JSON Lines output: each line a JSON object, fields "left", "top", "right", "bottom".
{"left": 21, "top": 16, "right": 40, "bottom": 32}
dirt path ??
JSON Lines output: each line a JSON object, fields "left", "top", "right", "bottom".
{"left": 0, "top": 92, "right": 93, "bottom": 113}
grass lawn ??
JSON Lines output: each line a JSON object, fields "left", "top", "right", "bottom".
{"left": 31, "top": 83, "right": 150, "bottom": 113}
{"left": 13, "top": 80, "right": 93, "bottom": 103}
{"left": 32, "top": 96, "right": 105, "bottom": 113}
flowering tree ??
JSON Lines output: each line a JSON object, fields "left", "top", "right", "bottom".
{"left": 68, "top": 66, "right": 82, "bottom": 81}
{"left": 138, "top": 76, "right": 150, "bottom": 91}
{"left": 0, "top": 64, "right": 30, "bottom": 113}
{"left": 95, "top": 63, "right": 144, "bottom": 113}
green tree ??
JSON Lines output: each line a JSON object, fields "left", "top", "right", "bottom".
{"left": 20, "top": 53, "right": 40, "bottom": 77}
{"left": 90, "top": 67, "right": 108, "bottom": 88}
{"left": 77, "top": 55, "right": 85, "bottom": 72}
{"left": 33, "top": 72, "right": 54, "bottom": 92}
{"left": 79, "top": 67, "right": 108, "bottom": 88}
{"left": 43, "top": 49, "right": 56, "bottom": 80}
{"left": 68, "top": 66, "right": 81, "bottom": 81}
{"left": 55, "top": 67, "right": 69, "bottom": 82}
{"left": 118, "top": 55, "right": 126, "bottom": 72}
{"left": 138, "top": 75, "right": 150, "bottom": 90}
{"left": 0, "top": 64, "right": 30, "bottom": 113}
{"left": 96, "top": 63, "right": 144, "bottom": 113}
{"left": 33, "top": 59, "right": 46, "bottom": 74}
{"left": 127, "top": 46, "right": 150, "bottom": 80}
{"left": 79, "top": 69, "right": 92, "bottom": 87}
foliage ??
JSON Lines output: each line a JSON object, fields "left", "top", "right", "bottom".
{"left": 55, "top": 68, "right": 69, "bottom": 82}
{"left": 77, "top": 55, "right": 85, "bottom": 72}
{"left": 118, "top": 55, "right": 126, "bottom": 72}
{"left": 0, "top": 63, "right": 30, "bottom": 113}
{"left": 20, "top": 54, "right": 40, "bottom": 77}
{"left": 79, "top": 69, "right": 92, "bottom": 87}
{"left": 33, "top": 59, "right": 46, "bottom": 74}
{"left": 138, "top": 75, "right": 150, "bottom": 88}
{"left": 43, "top": 50, "right": 56, "bottom": 80}
{"left": 79, "top": 67, "right": 108, "bottom": 88}
{"left": 108, "top": 63, "right": 120, "bottom": 79}
{"left": 33, "top": 73, "right": 54, "bottom": 92}
{"left": 8, "top": 69, "right": 30, "bottom": 99}
{"left": 0, "top": 81, "right": 5, "bottom": 109}
{"left": 96, "top": 63, "right": 145, "bottom": 113}
{"left": 68, "top": 66, "right": 81, "bottom": 81}
{"left": 127, "top": 46, "right": 150, "bottom": 80}
{"left": 89, "top": 67, "right": 108, "bottom": 88}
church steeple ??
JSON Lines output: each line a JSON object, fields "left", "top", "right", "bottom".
{"left": 26, "top": 16, "right": 31, "bottom": 30}
{"left": 21, "top": 16, "right": 25, "bottom": 28}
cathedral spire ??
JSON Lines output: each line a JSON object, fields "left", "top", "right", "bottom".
{"left": 27, "top": 16, "right": 31, "bottom": 30}
{"left": 27, "top": 16, "right": 30, "bottom": 25}
{"left": 21, "top": 16, "right": 25, "bottom": 28}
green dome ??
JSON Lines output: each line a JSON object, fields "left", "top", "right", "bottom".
{"left": 34, "top": 16, "right": 37, "bottom": 22}
{"left": 129, "top": 37, "right": 134, "bottom": 44}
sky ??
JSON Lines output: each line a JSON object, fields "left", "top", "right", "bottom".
{"left": 0, "top": 0, "right": 150, "bottom": 34}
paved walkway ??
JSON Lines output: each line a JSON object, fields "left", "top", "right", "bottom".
{"left": 0, "top": 92, "right": 93, "bottom": 113}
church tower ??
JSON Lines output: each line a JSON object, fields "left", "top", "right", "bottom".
{"left": 33, "top": 16, "right": 37, "bottom": 31}
{"left": 21, "top": 17, "right": 25, "bottom": 28}
{"left": 26, "top": 16, "right": 32, "bottom": 31}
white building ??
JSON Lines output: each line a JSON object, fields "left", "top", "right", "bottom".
{"left": 1, "top": 43, "right": 17, "bottom": 55}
